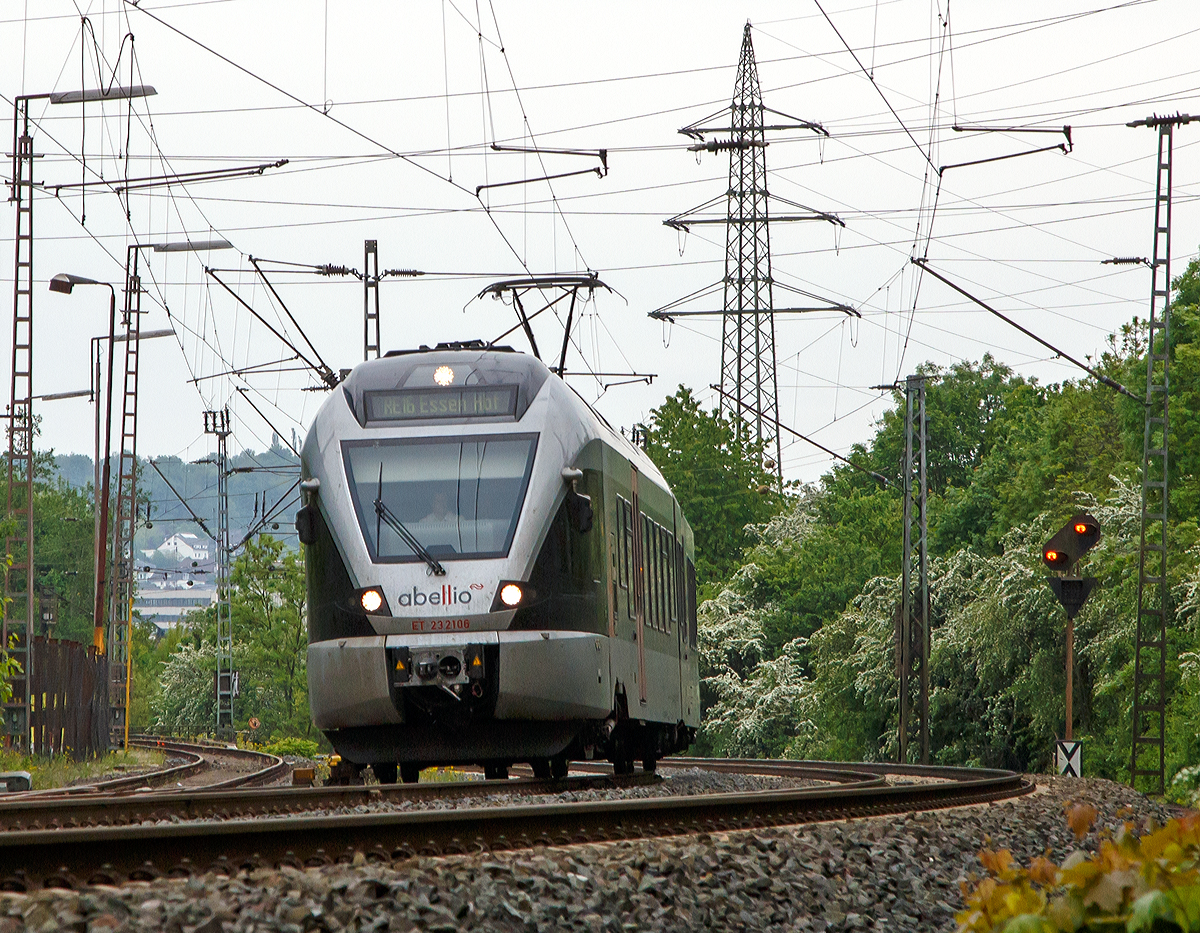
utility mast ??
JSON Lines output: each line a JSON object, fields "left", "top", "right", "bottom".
{"left": 899, "top": 375, "right": 930, "bottom": 765}
{"left": 3, "top": 98, "right": 38, "bottom": 747}
{"left": 364, "top": 239, "right": 380, "bottom": 361}
{"left": 1128, "top": 112, "right": 1192, "bottom": 795}
{"left": 204, "top": 408, "right": 234, "bottom": 737}
{"left": 720, "top": 24, "right": 784, "bottom": 476}
{"left": 107, "top": 246, "right": 147, "bottom": 747}
{"left": 652, "top": 23, "right": 853, "bottom": 483}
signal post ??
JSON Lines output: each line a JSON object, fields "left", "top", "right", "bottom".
{"left": 1042, "top": 514, "right": 1101, "bottom": 775}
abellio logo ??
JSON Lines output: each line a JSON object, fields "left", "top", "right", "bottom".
{"left": 397, "top": 584, "right": 475, "bottom": 608}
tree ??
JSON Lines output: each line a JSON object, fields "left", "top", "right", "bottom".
{"left": 151, "top": 534, "right": 309, "bottom": 740}
{"left": 687, "top": 277, "right": 1200, "bottom": 776}
{"left": 231, "top": 535, "right": 309, "bottom": 739}
{"left": 32, "top": 464, "right": 99, "bottom": 646}
{"left": 640, "top": 386, "right": 784, "bottom": 589}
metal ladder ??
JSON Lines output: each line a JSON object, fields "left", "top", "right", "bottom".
{"left": 1131, "top": 120, "right": 1177, "bottom": 795}
{"left": 3, "top": 115, "right": 34, "bottom": 748}
{"left": 108, "top": 247, "right": 144, "bottom": 745}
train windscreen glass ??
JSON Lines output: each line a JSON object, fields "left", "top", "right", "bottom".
{"left": 343, "top": 434, "right": 538, "bottom": 562}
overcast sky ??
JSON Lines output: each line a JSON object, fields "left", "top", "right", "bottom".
{"left": 3, "top": 0, "right": 1199, "bottom": 486}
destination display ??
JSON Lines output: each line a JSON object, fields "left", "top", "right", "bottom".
{"left": 365, "top": 385, "right": 518, "bottom": 421}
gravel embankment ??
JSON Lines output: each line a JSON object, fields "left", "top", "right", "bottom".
{"left": 296, "top": 768, "right": 827, "bottom": 821}
{"left": 0, "top": 773, "right": 1179, "bottom": 933}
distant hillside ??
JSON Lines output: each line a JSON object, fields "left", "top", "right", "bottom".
{"left": 53, "top": 439, "right": 301, "bottom": 553}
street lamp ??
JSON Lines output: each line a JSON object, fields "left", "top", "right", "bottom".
{"left": 48, "top": 273, "right": 116, "bottom": 654}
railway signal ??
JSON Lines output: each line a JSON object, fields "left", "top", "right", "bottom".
{"left": 1042, "top": 514, "right": 1101, "bottom": 573}
{"left": 1043, "top": 514, "right": 1102, "bottom": 761}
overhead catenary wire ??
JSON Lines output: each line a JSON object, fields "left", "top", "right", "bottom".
{"left": 709, "top": 384, "right": 892, "bottom": 489}
{"left": 912, "top": 258, "right": 1141, "bottom": 401}
{"left": 12, "top": 0, "right": 1191, "bottom": 489}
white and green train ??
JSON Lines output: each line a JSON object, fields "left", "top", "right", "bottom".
{"left": 296, "top": 342, "right": 699, "bottom": 782}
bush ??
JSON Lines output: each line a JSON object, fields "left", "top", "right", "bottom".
{"left": 957, "top": 805, "right": 1200, "bottom": 931}
{"left": 262, "top": 737, "right": 320, "bottom": 759}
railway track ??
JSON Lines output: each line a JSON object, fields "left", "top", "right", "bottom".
{"left": 0, "top": 754, "right": 1032, "bottom": 891}
{"left": 11, "top": 737, "right": 288, "bottom": 802}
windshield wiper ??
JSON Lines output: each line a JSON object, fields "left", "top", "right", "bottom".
{"left": 375, "top": 464, "right": 446, "bottom": 576}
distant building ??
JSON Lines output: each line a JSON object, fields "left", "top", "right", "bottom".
{"left": 134, "top": 585, "right": 217, "bottom": 634}
{"left": 153, "top": 532, "right": 211, "bottom": 562}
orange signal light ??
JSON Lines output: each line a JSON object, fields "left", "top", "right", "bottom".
{"left": 1045, "top": 550, "right": 1059, "bottom": 562}
{"left": 1074, "top": 523, "right": 1089, "bottom": 534}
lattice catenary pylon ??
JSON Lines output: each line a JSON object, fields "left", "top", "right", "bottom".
{"left": 652, "top": 23, "right": 853, "bottom": 482}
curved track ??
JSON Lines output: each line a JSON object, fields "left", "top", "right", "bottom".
{"left": 0, "top": 757, "right": 1032, "bottom": 891}
{"left": 8, "top": 737, "right": 287, "bottom": 803}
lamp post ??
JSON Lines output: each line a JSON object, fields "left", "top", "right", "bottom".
{"left": 48, "top": 274, "right": 116, "bottom": 654}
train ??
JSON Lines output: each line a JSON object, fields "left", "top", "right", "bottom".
{"left": 295, "top": 341, "right": 700, "bottom": 782}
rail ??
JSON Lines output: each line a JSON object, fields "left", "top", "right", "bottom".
{"left": 0, "top": 757, "right": 1032, "bottom": 890}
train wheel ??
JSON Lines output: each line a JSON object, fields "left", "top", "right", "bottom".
{"left": 484, "top": 763, "right": 509, "bottom": 781}
{"left": 400, "top": 763, "right": 421, "bottom": 784}
{"left": 550, "top": 755, "right": 569, "bottom": 780}
{"left": 530, "top": 759, "right": 553, "bottom": 780}
{"left": 329, "top": 760, "right": 359, "bottom": 785}
{"left": 372, "top": 762, "right": 398, "bottom": 784}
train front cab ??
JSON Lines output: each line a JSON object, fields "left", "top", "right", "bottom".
{"left": 304, "top": 430, "right": 698, "bottom": 776}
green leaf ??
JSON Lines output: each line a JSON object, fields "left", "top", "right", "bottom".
{"left": 1125, "top": 889, "right": 1182, "bottom": 932}
{"left": 1001, "top": 914, "right": 1055, "bottom": 933}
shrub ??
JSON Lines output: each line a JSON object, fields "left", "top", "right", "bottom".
{"left": 262, "top": 737, "right": 320, "bottom": 759}
{"left": 957, "top": 804, "right": 1200, "bottom": 932}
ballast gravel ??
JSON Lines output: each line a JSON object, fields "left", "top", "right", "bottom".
{"left": 0, "top": 772, "right": 1181, "bottom": 933}
{"left": 294, "top": 768, "right": 827, "bottom": 821}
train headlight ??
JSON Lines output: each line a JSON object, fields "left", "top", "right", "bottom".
{"left": 491, "top": 580, "right": 536, "bottom": 612}
{"left": 433, "top": 365, "right": 455, "bottom": 386}
{"left": 360, "top": 588, "right": 385, "bottom": 613}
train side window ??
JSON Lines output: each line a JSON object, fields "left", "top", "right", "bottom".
{"left": 662, "top": 527, "right": 672, "bottom": 628}
{"left": 615, "top": 498, "right": 627, "bottom": 590}
{"left": 626, "top": 502, "right": 636, "bottom": 620}
{"left": 628, "top": 498, "right": 638, "bottom": 592}
{"left": 648, "top": 520, "right": 657, "bottom": 628}
{"left": 673, "top": 541, "right": 683, "bottom": 625}
{"left": 654, "top": 522, "right": 662, "bottom": 632}
{"left": 686, "top": 558, "right": 698, "bottom": 650}
{"left": 648, "top": 513, "right": 657, "bottom": 628}
{"left": 658, "top": 526, "right": 669, "bottom": 634}
{"left": 666, "top": 531, "right": 677, "bottom": 626}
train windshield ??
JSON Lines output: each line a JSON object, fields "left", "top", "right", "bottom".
{"left": 343, "top": 434, "right": 538, "bottom": 563}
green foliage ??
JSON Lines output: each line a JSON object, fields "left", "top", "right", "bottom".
{"left": 0, "top": 451, "right": 98, "bottom": 648}
{"left": 0, "top": 635, "right": 21, "bottom": 706}
{"left": 151, "top": 535, "right": 310, "bottom": 741}
{"left": 32, "top": 465, "right": 100, "bottom": 645}
{"left": 151, "top": 642, "right": 225, "bottom": 735}
{"left": 694, "top": 250, "right": 1200, "bottom": 779}
{"left": 640, "top": 386, "right": 784, "bottom": 588}
{"left": 129, "top": 619, "right": 186, "bottom": 733}
{"left": 0, "top": 554, "right": 16, "bottom": 705}
{"left": 262, "top": 737, "right": 320, "bottom": 759}
{"left": 957, "top": 808, "right": 1200, "bottom": 932}
{"left": 230, "top": 535, "right": 309, "bottom": 739}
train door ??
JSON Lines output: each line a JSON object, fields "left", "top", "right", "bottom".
{"left": 630, "top": 466, "right": 647, "bottom": 706}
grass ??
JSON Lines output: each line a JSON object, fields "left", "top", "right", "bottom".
{"left": 419, "top": 766, "right": 478, "bottom": 783}
{"left": 0, "top": 746, "right": 164, "bottom": 791}
{"left": 320, "top": 757, "right": 479, "bottom": 786}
